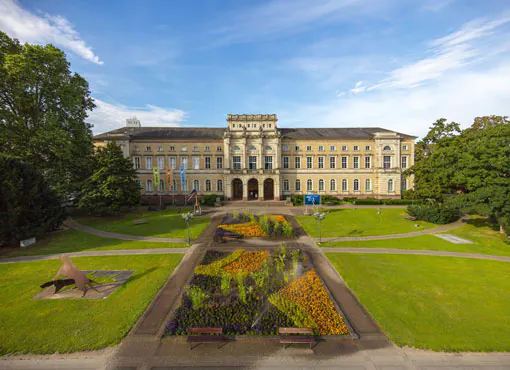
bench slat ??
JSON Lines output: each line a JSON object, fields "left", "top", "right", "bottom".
{"left": 187, "top": 336, "right": 228, "bottom": 343}
{"left": 188, "top": 327, "right": 223, "bottom": 335}
{"left": 279, "top": 327, "right": 313, "bottom": 335}
{"left": 280, "top": 338, "right": 316, "bottom": 344}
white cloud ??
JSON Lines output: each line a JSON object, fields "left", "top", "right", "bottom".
{"left": 89, "top": 99, "right": 187, "bottom": 134}
{"left": 350, "top": 81, "right": 366, "bottom": 94}
{"left": 368, "top": 16, "right": 510, "bottom": 90}
{"left": 0, "top": 0, "right": 103, "bottom": 64}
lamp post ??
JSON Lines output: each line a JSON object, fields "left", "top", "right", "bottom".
{"left": 181, "top": 211, "right": 194, "bottom": 246}
{"left": 312, "top": 211, "right": 328, "bottom": 245}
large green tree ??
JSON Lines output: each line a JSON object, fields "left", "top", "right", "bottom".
{"left": 79, "top": 142, "right": 140, "bottom": 215}
{"left": 0, "top": 31, "right": 95, "bottom": 195}
{"left": 0, "top": 155, "right": 66, "bottom": 246}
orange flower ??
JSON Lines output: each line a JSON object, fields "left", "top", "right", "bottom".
{"left": 223, "top": 251, "right": 269, "bottom": 276}
{"left": 219, "top": 222, "right": 266, "bottom": 237}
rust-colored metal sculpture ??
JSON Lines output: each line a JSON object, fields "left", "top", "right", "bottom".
{"left": 40, "top": 254, "right": 97, "bottom": 297}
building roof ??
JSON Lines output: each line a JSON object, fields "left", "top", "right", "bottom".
{"left": 94, "top": 126, "right": 417, "bottom": 140}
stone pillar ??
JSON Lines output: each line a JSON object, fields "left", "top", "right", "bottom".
{"left": 259, "top": 180, "right": 264, "bottom": 201}
{"left": 242, "top": 180, "right": 248, "bottom": 201}
{"left": 274, "top": 177, "right": 280, "bottom": 201}
{"left": 224, "top": 137, "right": 231, "bottom": 169}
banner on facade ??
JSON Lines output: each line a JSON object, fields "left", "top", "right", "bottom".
{"left": 304, "top": 194, "right": 320, "bottom": 205}
{"left": 166, "top": 166, "right": 173, "bottom": 191}
{"left": 180, "top": 165, "right": 186, "bottom": 188}
{"left": 152, "top": 166, "right": 160, "bottom": 185}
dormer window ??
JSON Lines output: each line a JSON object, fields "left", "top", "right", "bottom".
{"left": 383, "top": 145, "right": 391, "bottom": 151}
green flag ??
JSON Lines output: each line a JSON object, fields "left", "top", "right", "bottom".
{"left": 153, "top": 166, "right": 160, "bottom": 185}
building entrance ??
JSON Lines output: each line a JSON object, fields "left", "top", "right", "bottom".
{"left": 232, "top": 179, "right": 243, "bottom": 200}
{"left": 247, "top": 178, "right": 259, "bottom": 200}
{"left": 263, "top": 178, "right": 274, "bottom": 200}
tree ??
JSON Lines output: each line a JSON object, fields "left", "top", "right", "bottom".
{"left": 453, "top": 117, "right": 510, "bottom": 233}
{"left": 78, "top": 142, "right": 140, "bottom": 215}
{"left": 406, "top": 118, "right": 461, "bottom": 200}
{"left": 0, "top": 31, "right": 95, "bottom": 195}
{"left": 0, "top": 154, "right": 66, "bottom": 246}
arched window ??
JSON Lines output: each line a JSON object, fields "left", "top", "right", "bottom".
{"left": 264, "top": 145, "right": 272, "bottom": 151}
{"left": 159, "top": 179, "right": 165, "bottom": 192}
{"left": 295, "top": 179, "right": 301, "bottom": 191}
{"left": 206, "top": 179, "right": 211, "bottom": 192}
{"left": 383, "top": 145, "right": 391, "bottom": 151}
{"left": 388, "top": 179, "right": 394, "bottom": 192}
{"left": 401, "top": 178, "right": 407, "bottom": 191}
{"left": 318, "top": 179, "right": 324, "bottom": 191}
{"left": 330, "top": 179, "right": 336, "bottom": 191}
{"left": 233, "top": 145, "right": 241, "bottom": 151}
{"left": 354, "top": 179, "right": 359, "bottom": 191}
{"left": 307, "top": 179, "right": 313, "bottom": 191}
{"left": 283, "top": 179, "right": 289, "bottom": 191}
{"left": 217, "top": 179, "right": 223, "bottom": 192}
{"left": 193, "top": 179, "right": 199, "bottom": 191}
{"left": 365, "top": 179, "right": 371, "bottom": 192}
{"left": 342, "top": 179, "right": 347, "bottom": 192}
{"left": 248, "top": 145, "right": 257, "bottom": 151}
{"left": 147, "top": 179, "right": 153, "bottom": 192}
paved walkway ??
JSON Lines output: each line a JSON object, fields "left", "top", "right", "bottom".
{"left": 322, "top": 247, "right": 510, "bottom": 262}
{"left": 316, "top": 217, "right": 465, "bottom": 242}
{"left": 65, "top": 219, "right": 188, "bottom": 243}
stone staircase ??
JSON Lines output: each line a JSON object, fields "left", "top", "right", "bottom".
{"left": 221, "top": 200, "right": 288, "bottom": 208}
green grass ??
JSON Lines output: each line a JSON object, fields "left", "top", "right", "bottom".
{"left": 77, "top": 208, "right": 210, "bottom": 239}
{"left": 0, "top": 228, "right": 186, "bottom": 260}
{"left": 297, "top": 208, "right": 436, "bottom": 237}
{"left": 0, "top": 254, "right": 183, "bottom": 354}
{"left": 327, "top": 253, "right": 510, "bottom": 351}
{"left": 321, "top": 217, "right": 510, "bottom": 257}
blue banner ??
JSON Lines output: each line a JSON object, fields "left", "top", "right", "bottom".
{"left": 304, "top": 194, "right": 320, "bottom": 205}
{"left": 180, "top": 165, "right": 186, "bottom": 187}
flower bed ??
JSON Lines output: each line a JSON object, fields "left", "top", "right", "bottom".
{"left": 165, "top": 247, "right": 349, "bottom": 337}
{"left": 218, "top": 221, "right": 266, "bottom": 237}
{"left": 215, "top": 212, "right": 294, "bottom": 241}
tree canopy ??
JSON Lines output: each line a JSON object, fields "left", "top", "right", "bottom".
{"left": 0, "top": 31, "right": 95, "bottom": 195}
{"left": 79, "top": 142, "right": 141, "bottom": 215}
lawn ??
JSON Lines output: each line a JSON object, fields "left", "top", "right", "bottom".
{"left": 0, "top": 254, "right": 183, "bottom": 354}
{"left": 77, "top": 208, "right": 210, "bottom": 239}
{"left": 327, "top": 253, "right": 510, "bottom": 351}
{"left": 296, "top": 208, "right": 436, "bottom": 238}
{"left": 0, "top": 228, "right": 186, "bottom": 260}
{"left": 321, "top": 217, "right": 510, "bottom": 257}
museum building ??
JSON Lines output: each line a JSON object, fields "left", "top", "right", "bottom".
{"left": 93, "top": 114, "right": 416, "bottom": 201}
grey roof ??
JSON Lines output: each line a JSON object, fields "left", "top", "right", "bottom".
{"left": 94, "top": 126, "right": 417, "bottom": 140}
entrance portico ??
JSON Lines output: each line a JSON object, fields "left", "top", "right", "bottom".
{"left": 226, "top": 175, "right": 280, "bottom": 201}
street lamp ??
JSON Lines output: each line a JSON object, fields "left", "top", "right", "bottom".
{"left": 181, "top": 211, "right": 194, "bottom": 246}
{"left": 312, "top": 211, "right": 328, "bottom": 244}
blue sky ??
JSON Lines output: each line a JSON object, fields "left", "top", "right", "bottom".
{"left": 1, "top": 0, "right": 509, "bottom": 137}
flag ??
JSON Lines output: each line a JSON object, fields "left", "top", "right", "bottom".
{"left": 152, "top": 166, "right": 160, "bottom": 185}
{"left": 187, "top": 188, "right": 197, "bottom": 201}
{"left": 180, "top": 165, "right": 186, "bottom": 188}
{"left": 166, "top": 166, "right": 173, "bottom": 191}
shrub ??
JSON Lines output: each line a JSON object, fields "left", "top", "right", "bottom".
{"left": 291, "top": 195, "right": 303, "bottom": 206}
{"left": 342, "top": 197, "right": 357, "bottom": 203}
{"left": 200, "top": 194, "right": 224, "bottom": 206}
{"left": 383, "top": 199, "right": 423, "bottom": 205}
{"left": 0, "top": 155, "right": 67, "bottom": 245}
{"left": 407, "top": 204, "right": 460, "bottom": 224}
{"left": 322, "top": 195, "right": 342, "bottom": 205}
{"left": 186, "top": 286, "right": 209, "bottom": 309}
{"left": 281, "top": 221, "right": 294, "bottom": 237}
{"left": 352, "top": 198, "right": 381, "bottom": 205}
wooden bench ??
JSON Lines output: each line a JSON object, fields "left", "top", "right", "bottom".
{"left": 132, "top": 219, "right": 147, "bottom": 225}
{"left": 405, "top": 216, "right": 417, "bottom": 221}
{"left": 279, "top": 327, "right": 317, "bottom": 349}
{"left": 187, "top": 328, "right": 229, "bottom": 350}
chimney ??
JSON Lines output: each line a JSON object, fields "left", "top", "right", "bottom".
{"left": 126, "top": 117, "right": 141, "bottom": 128}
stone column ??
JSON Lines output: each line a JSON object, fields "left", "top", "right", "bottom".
{"left": 224, "top": 136, "right": 231, "bottom": 169}
{"left": 242, "top": 179, "right": 248, "bottom": 201}
{"left": 259, "top": 180, "right": 264, "bottom": 201}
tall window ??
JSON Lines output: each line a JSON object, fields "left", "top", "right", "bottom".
{"left": 181, "top": 179, "right": 187, "bottom": 192}
{"left": 365, "top": 156, "right": 371, "bottom": 169}
{"left": 295, "top": 157, "right": 301, "bottom": 169}
{"left": 353, "top": 156, "right": 359, "bottom": 169}
{"left": 233, "top": 156, "right": 241, "bottom": 170}
{"left": 330, "top": 179, "right": 336, "bottom": 191}
{"left": 206, "top": 180, "right": 211, "bottom": 192}
{"left": 264, "top": 156, "right": 273, "bottom": 170}
{"left": 145, "top": 157, "right": 152, "bottom": 169}
{"left": 193, "top": 179, "right": 199, "bottom": 191}
{"left": 388, "top": 179, "right": 394, "bottom": 192}
{"left": 365, "top": 179, "right": 371, "bottom": 191}
{"left": 401, "top": 156, "right": 407, "bottom": 169}
{"left": 283, "top": 179, "right": 289, "bottom": 191}
{"left": 342, "top": 179, "right": 347, "bottom": 192}
{"left": 181, "top": 157, "right": 188, "bottom": 169}
{"left": 157, "top": 156, "right": 164, "bottom": 169}
{"left": 134, "top": 157, "right": 140, "bottom": 169}
{"left": 318, "top": 156, "right": 324, "bottom": 169}
{"left": 249, "top": 156, "right": 257, "bottom": 170}
{"left": 341, "top": 156, "right": 347, "bottom": 169}
{"left": 295, "top": 179, "right": 301, "bottom": 191}
{"left": 146, "top": 179, "right": 153, "bottom": 192}
{"left": 159, "top": 179, "right": 165, "bottom": 192}
{"left": 217, "top": 179, "right": 223, "bottom": 192}
{"left": 354, "top": 179, "right": 359, "bottom": 191}
{"left": 170, "top": 157, "right": 176, "bottom": 169}
{"left": 383, "top": 156, "right": 391, "bottom": 169}
{"left": 330, "top": 156, "right": 336, "bottom": 169}
{"left": 217, "top": 157, "right": 223, "bottom": 169}
{"left": 306, "top": 156, "right": 313, "bottom": 169}
{"left": 283, "top": 156, "right": 289, "bottom": 169}
{"left": 205, "top": 157, "right": 211, "bottom": 169}
{"left": 193, "top": 157, "right": 200, "bottom": 170}
{"left": 318, "top": 179, "right": 324, "bottom": 191}
{"left": 307, "top": 179, "right": 313, "bottom": 191}
{"left": 401, "top": 178, "right": 407, "bottom": 191}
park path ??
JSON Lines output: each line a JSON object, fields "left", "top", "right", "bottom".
{"left": 316, "top": 217, "right": 465, "bottom": 242}
{"left": 65, "top": 218, "right": 187, "bottom": 243}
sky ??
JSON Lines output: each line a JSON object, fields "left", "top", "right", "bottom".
{"left": 1, "top": 0, "right": 509, "bottom": 138}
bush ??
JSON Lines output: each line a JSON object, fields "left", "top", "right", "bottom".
{"left": 353, "top": 198, "right": 381, "bottom": 205}
{"left": 407, "top": 204, "right": 460, "bottom": 224}
{"left": 200, "top": 194, "right": 224, "bottom": 206}
{"left": 322, "top": 195, "right": 341, "bottom": 205}
{"left": 382, "top": 199, "right": 423, "bottom": 205}
{"left": 0, "top": 155, "right": 67, "bottom": 246}
{"left": 291, "top": 195, "right": 303, "bottom": 206}
{"left": 342, "top": 197, "right": 357, "bottom": 203}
